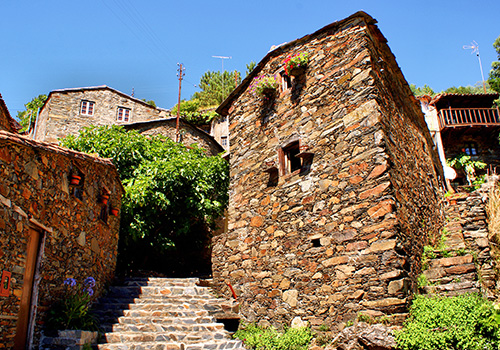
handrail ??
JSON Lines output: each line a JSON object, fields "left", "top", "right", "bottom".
{"left": 438, "top": 107, "right": 500, "bottom": 129}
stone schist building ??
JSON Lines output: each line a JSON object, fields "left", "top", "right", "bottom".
{"left": 418, "top": 93, "right": 500, "bottom": 185}
{"left": 32, "top": 85, "right": 168, "bottom": 143}
{"left": 0, "top": 95, "right": 124, "bottom": 348}
{"left": 124, "top": 117, "right": 224, "bottom": 156}
{"left": 212, "top": 11, "right": 444, "bottom": 329}
{"left": 0, "top": 94, "right": 21, "bottom": 133}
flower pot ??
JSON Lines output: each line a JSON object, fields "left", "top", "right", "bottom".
{"left": 110, "top": 207, "right": 119, "bottom": 216}
{"left": 70, "top": 175, "right": 81, "bottom": 185}
{"left": 289, "top": 66, "right": 305, "bottom": 77}
{"left": 299, "top": 145, "right": 309, "bottom": 152}
{"left": 100, "top": 194, "right": 109, "bottom": 205}
{"left": 261, "top": 87, "right": 276, "bottom": 97}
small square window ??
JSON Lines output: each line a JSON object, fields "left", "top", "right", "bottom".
{"left": 221, "top": 136, "right": 228, "bottom": 148}
{"left": 81, "top": 101, "right": 95, "bottom": 116}
{"left": 117, "top": 107, "right": 131, "bottom": 122}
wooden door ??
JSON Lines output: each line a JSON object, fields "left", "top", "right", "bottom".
{"left": 13, "top": 227, "right": 43, "bottom": 350}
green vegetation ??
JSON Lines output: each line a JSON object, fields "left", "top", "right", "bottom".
{"left": 171, "top": 99, "right": 218, "bottom": 126}
{"left": 15, "top": 94, "right": 47, "bottom": 132}
{"left": 46, "top": 277, "right": 99, "bottom": 331}
{"left": 395, "top": 293, "right": 500, "bottom": 350}
{"left": 191, "top": 70, "right": 241, "bottom": 108}
{"left": 488, "top": 35, "right": 500, "bottom": 99}
{"left": 447, "top": 154, "right": 487, "bottom": 187}
{"left": 234, "top": 323, "right": 313, "bottom": 350}
{"left": 60, "top": 125, "right": 229, "bottom": 270}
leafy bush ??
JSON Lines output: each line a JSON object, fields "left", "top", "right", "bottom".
{"left": 395, "top": 293, "right": 500, "bottom": 350}
{"left": 234, "top": 323, "right": 313, "bottom": 350}
{"left": 46, "top": 277, "right": 99, "bottom": 331}
{"left": 61, "top": 126, "right": 229, "bottom": 271}
{"left": 284, "top": 52, "right": 309, "bottom": 75}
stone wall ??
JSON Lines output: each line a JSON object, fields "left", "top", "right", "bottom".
{"left": 35, "top": 87, "right": 165, "bottom": 143}
{"left": 212, "top": 12, "right": 443, "bottom": 330}
{"left": 0, "top": 131, "right": 123, "bottom": 348}
{"left": 0, "top": 94, "right": 20, "bottom": 133}
{"left": 124, "top": 118, "right": 224, "bottom": 156}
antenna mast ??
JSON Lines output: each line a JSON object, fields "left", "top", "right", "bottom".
{"left": 463, "top": 41, "right": 487, "bottom": 93}
{"left": 212, "top": 55, "right": 232, "bottom": 101}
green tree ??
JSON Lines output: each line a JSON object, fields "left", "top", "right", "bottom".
{"left": 410, "top": 84, "right": 435, "bottom": 96}
{"left": 246, "top": 61, "right": 257, "bottom": 76}
{"left": 192, "top": 70, "right": 241, "bottom": 107}
{"left": 141, "top": 99, "right": 156, "bottom": 108}
{"left": 444, "top": 82, "right": 494, "bottom": 95}
{"left": 488, "top": 36, "right": 500, "bottom": 93}
{"left": 60, "top": 125, "right": 229, "bottom": 270}
{"left": 16, "top": 94, "right": 47, "bottom": 132}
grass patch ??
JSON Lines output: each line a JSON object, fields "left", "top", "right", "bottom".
{"left": 234, "top": 323, "right": 313, "bottom": 350}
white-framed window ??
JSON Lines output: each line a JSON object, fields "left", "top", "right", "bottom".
{"left": 80, "top": 101, "right": 95, "bottom": 116}
{"left": 221, "top": 136, "right": 228, "bottom": 148}
{"left": 117, "top": 107, "right": 131, "bottom": 122}
{"left": 280, "top": 71, "right": 292, "bottom": 92}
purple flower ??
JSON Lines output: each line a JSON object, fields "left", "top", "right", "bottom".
{"left": 84, "top": 277, "right": 96, "bottom": 288}
{"left": 86, "top": 287, "right": 94, "bottom": 297}
{"left": 64, "top": 278, "right": 77, "bottom": 287}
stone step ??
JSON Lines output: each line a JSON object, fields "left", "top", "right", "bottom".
{"left": 106, "top": 286, "right": 215, "bottom": 297}
{"left": 94, "top": 308, "right": 211, "bottom": 319}
{"left": 102, "top": 330, "right": 232, "bottom": 343}
{"left": 121, "top": 277, "right": 201, "bottom": 287}
{"left": 94, "top": 300, "right": 230, "bottom": 313}
{"left": 101, "top": 315, "right": 216, "bottom": 327}
{"left": 97, "top": 339, "right": 246, "bottom": 350}
{"left": 103, "top": 322, "right": 225, "bottom": 333}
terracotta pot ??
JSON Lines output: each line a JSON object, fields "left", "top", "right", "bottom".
{"left": 100, "top": 194, "right": 109, "bottom": 205}
{"left": 70, "top": 175, "right": 81, "bottom": 185}
{"left": 111, "top": 208, "right": 119, "bottom": 216}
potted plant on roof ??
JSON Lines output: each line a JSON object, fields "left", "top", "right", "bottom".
{"left": 70, "top": 174, "right": 81, "bottom": 186}
{"left": 284, "top": 52, "right": 309, "bottom": 77}
{"left": 250, "top": 75, "right": 279, "bottom": 98}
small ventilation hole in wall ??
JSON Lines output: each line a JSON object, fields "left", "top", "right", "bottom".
{"left": 311, "top": 238, "right": 321, "bottom": 247}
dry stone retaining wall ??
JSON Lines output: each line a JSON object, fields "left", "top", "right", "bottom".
{"left": 212, "top": 13, "right": 443, "bottom": 330}
{"left": 0, "top": 131, "right": 123, "bottom": 348}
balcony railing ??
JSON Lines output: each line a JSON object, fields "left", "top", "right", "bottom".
{"left": 439, "top": 107, "right": 500, "bottom": 129}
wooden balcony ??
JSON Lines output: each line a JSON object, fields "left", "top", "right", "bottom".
{"left": 439, "top": 107, "right": 500, "bottom": 129}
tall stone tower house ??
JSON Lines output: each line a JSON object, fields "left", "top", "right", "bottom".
{"left": 212, "top": 12, "right": 444, "bottom": 329}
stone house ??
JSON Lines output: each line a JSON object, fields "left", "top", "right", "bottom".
{"left": 211, "top": 114, "right": 229, "bottom": 151}
{"left": 0, "top": 96, "right": 124, "bottom": 348}
{"left": 418, "top": 93, "right": 500, "bottom": 185}
{"left": 32, "top": 85, "right": 167, "bottom": 143}
{"left": 212, "top": 11, "right": 444, "bottom": 329}
{"left": 124, "top": 117, "right": 224, "bottom": 156}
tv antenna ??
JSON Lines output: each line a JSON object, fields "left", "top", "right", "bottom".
{"left": 212, "top": 55, "right": 232, "bottom": 100}
{"left": 463, "top": 41, "right": 487, "bottom": 93}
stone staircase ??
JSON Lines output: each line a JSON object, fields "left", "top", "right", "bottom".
{"left": 421, "top": 191, "right": 497, "bottom": 298}
{"left": 93, "top": 277, "right": 245, "bottom": 350}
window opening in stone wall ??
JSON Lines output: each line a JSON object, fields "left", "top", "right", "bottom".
{"left": 80, "top": 100, "right": 95, "bottom": 116}
{"left": 311, "top": 238, "right": 321, "bottom": 247}
{"left": 221, "top": 136, "right": 228, "bottom": 148}
{"left": 99, "top": 205, "right": 109, "bottom": 223}
{"left": 280, "top": 71, "right": 292, "bottom": 92}
{"left": 117, "top": 107, "right": 131, "bottom": 122}
{"left": 464, "top": 142, "right": 478, "bottom": 156}
{"left": 282, "top": 141, "right": 302, "bottom": 174}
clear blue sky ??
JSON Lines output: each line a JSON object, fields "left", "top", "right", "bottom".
{"left": 1, "top": 0, "right": 499, "bottom": 116}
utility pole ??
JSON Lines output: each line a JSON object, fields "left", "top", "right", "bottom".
{"left": 176, "top": 63, "right": 185, "bottom": 142}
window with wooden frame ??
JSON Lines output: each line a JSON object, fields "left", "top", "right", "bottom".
{"left": 117, "top": 107, "right": 131, "bottom": 122}
{"left": 221, "top": 136, "right": 228, "bottom": 148}
{"left": 80, "top": 100, "right": 95, "bottom": 116}
{"left": 280, "top": 71, "right": 292, "bottom": 92}
{"left": 279, "top": 141, "right": 302, "bottom": 175}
